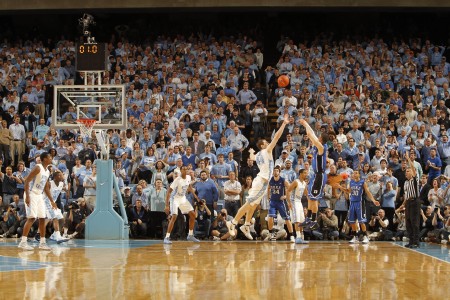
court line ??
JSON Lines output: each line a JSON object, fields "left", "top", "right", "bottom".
{"left": 392, "top": 242, "right": 450, "bottom": 265}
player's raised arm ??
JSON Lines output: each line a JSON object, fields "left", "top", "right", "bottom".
{"left": 299, "top": 119, "right": 324, "bottom": 154}
{"left": 266, "top": 114, "right": 289, "bottom": 153}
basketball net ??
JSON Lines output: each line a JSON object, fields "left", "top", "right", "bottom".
{"left": 76, "top": 119, "right": 97, "bottom": 139}
{"left": 76, "top": 119, "right": 110, "bottom": 160}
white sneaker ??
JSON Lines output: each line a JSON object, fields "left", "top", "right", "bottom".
{"left": 49, "top": 233, "right": 56, "bottom": 241}
{"left": 290, "top": 236, "right": 295, "bottom": 243}
{"left": 18, "top": 241, "right": 34, "bottom": 251}
{"left": 402, "top": 237, "right": 409, "bottom": 242}
{"left": 55, "top": 236, "right": 70, "bottom": 243}
{"left": 349, "top": 236, "right": 358, "bottom": 244}
{"left": 240, "top": 225, "right": 253, "bottom": 240}
{"left": 213, "top": 236, "right": 220, "bottom": 241}
{"left": 229, "top": 221, "right": 236, "bottom": 232}
{"left": 270, "top": 232, "right": 277, "bottom": 241}
{"left": 361, "top": 236, "right": 370, "bottom": 244}
{"left": 226, "top": 221, "right": 235, "bottom": 237}
{"left": 39, "top": 243, "right": 52, "bottom": 251}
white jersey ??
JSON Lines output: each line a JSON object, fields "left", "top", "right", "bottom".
{"left": 44, "top": 180, "right": 64, "bottom": 202}
{"left": 170, "top": 175, "right": 191, "bottom": 199}
{"left": 30, "top": 164, "right": 50, "bottom": 194}
{"left": 293, "top": 179, "right": 307, "bottom": 200}
{"left": 255, "top": 149, "right": 274, "bottom": 180}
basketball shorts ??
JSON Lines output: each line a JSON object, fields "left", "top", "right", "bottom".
{"left": 246, "top": 176, "right": 269, "bottom": 206}
{"left": 44, "top": 197, "right": 64, "bottom": 220}
{"left": 308, "top": 172, "right": 327, "bottom": 201}
{"left": 25, "top": 192, "right": 46, "bottom": 219}
{"left": 268, "top": 200, "right": 290, "bottom": 220}
{"left": 290, "top": 198, "right": 305, "bottom": 224}
{"left": 348, "top": 201, "right": 367, "bottom": 224}
{"left": 170, "top": 196, "right": 194, "bottom": 215}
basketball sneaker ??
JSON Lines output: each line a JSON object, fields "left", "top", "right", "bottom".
{"left": 39, "top": 243, "right": 52, "bottom": 251}
{"left": 18, "top": 241, "right": 34, "bottom": 251}
{"left": 361, "top": 236, "right": 370, "bottom": 244}
{"left": 163, "top": 237, "right": 172, "bottom": 244}
{"left": 240, "top": 225, "right": 253, "bottom": 240}
{"left": 295, "top": 237, "right": 309, "bottom": 244}
{"left": 290, "top": 236, "right": 295, "bottom": 243}
{"left": 270, "top": 232, "right": 277, "bottom": 241}
{"left": 34, "top": 233, "right": 41, "bottom": 243}
{"left": 226, "top": 221, "right": 236, "bottom": 237}
{"left": 349, "top": 236, "right": 359, "bottom": 244}
{"left": 187, "top": 235, "right": 200, "bottom": 242}
{"left": 212, "top": 236, "right": 221, "bottom": 241}
{"left": 229, "top": 220, "right": 237, "bottom": 232}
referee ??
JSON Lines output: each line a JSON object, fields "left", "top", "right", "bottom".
{"left": 401, "top": 152, "right": 421, "bottom": 248}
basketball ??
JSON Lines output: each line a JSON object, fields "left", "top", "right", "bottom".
{"left": 341, "top": 173, "right": 349, "bottom": 180}
{"left": 277, "top": 75, "right": 290, "bottom": 88}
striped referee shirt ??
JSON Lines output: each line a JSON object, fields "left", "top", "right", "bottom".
{"left": 404, "top": 176, "right": 420, "bottom": 200}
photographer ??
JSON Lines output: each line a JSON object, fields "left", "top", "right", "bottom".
{"left": 316, "top": 208, "right": 339, "bottom": 240}
{"left": 194, "top": 199, "right": 212, "bottom": 239}
{"left": 251, "top": 100, "right": 268, "bottom": 141}
{"left": 0, "top": 204, "right": 21, "bottom": 238}
{"left": 211, "top": 209, "right": 234, "bottom": 241}
{"left": 64, "top": 198, "right": 91, "bottom": 239}
{"left": 368, "top": 209, "right": 392, "bottom": 241}
{"left": 393, "top": 206, "right": 407, "bottom": 241}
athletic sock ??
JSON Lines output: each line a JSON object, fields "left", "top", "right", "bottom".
{"left": 188, "top": 230, "right": 193, "bottom": 236}
{"left": 63, "top": 228, "right": 68, "bottom": 235}
{"left": 296, "top": 231, "right": 301, "bottom": 238}
{"left": 311, "top": 213, "right": 317, "bottom": 222}
{"left": 21, "top": 236, "right": 27, "bottom": 243}
{"left": 165, "top": 233, "right": 171, "bottom": 239}
{"left": 40, "top": 237, "right": 46, "bottom": 244}
{"left": 307, "top": 210, "right": 312, "bottom": 218}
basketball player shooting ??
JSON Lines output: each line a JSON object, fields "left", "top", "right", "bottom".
{"left": 298, "top": 119, "right": 329, "bottom": 230}
{"left": 229, "top": 114, "right": 289, "bottom": 240}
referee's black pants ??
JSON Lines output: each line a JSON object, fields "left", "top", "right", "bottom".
{"left": 405, "top": 198, "right": 421, "bottom": 245}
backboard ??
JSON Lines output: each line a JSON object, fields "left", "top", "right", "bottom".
{"left": 52, "top": 85, "right": 127, "bottom": 130}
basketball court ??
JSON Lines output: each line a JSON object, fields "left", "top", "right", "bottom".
{"left": 1, "top": 240, "right": 449, "bottom": 299}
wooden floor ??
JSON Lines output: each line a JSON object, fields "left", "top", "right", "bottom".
{"left": 1, "top": 239, "right": 449, "bottom": 299}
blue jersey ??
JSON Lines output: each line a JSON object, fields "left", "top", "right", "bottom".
{"left": 349, "top": 179, "right": 365, "bottom": 203}
{"left": 269, "top": 177, "right": 285, "bottom": 201}
{"left": 311, "top": 144, "right": 328, "bottom": 173}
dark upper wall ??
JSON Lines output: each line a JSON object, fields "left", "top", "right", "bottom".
{"left": 1, "top": 0, "right": 450, "bottom": 10}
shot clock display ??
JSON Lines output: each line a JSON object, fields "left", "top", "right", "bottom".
{"left": 76, "top": 43, "right": 108, "bottom": 71}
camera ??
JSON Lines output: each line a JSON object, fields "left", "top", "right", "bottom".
{"left": 434, "top": 206, "right": 439, "bottom": 212}
{"left": 69, "top": 201, "right": 80, "bottom": 209}
{"left": 9, "top": 205, "right": 19, "bottom": 211}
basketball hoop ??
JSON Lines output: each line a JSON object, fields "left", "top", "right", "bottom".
{"left": 76, "top": 118, "right": 97, "bottom": 138}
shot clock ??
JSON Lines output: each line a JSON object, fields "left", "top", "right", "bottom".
{"left": 76, "top": 43, "right": 108, "bottom": 71}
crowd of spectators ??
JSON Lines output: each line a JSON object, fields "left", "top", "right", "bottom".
{"left": 0, "top": 32, "right": 449, "bottom": 244}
